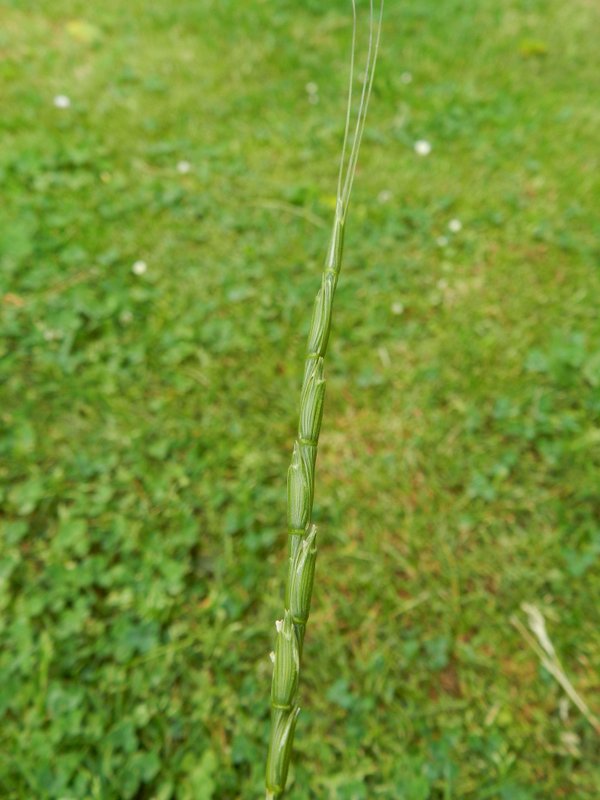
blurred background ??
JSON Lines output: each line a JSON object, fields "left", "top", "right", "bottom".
{"left": 1, "top": 0, "right": 599, "bottom": 797}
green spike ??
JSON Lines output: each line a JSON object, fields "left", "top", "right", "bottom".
{"left": 265, "top": 3, "right": 383, "bottom": 795}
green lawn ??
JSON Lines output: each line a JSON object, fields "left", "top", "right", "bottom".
{"left": 1, "top": 1, "right": 599, "bottom": 797}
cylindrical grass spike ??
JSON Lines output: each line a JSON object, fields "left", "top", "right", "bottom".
{"left": 265, "top": 3, "right": 383, "bottom": 795}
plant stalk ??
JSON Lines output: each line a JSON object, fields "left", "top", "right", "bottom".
{"left": 265, "top": 3, "right": 383, "bottom": 796}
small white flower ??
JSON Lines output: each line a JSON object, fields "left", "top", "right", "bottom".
{"left": 177, "top": 160, "right": 191, "bottom": 174}
{"left": 132, "top": 260, "right": 147, "bottom": 276}
{"left": 377, "top": 189, "right": 392, "bottom": 204}
{"left": 53, "top": 94, "right": 71, "bottom": 109}
{"left": 400, "top": 71, "right": 413, "bottom": 84}
{"left": 448, "top": 218, "right": 462, "bottom": 233}
{"left": 275, "top": 619, "right": 284, "bottom": 633}
{"left": 306, "top": 82, "right": 319, "bottom": 104}
{"left": 269, "top": 651, "right": 276, "bottom": 664}
{"left": 436, "top": 236, "right": 449, "bottom": 247}
{"left": 391, "top": 302, "right": 404, "bottom": 315}
{"left": 414, "top": 140, "right": 432, "bottom": 156}
{"left": 559, "top": 697, "right": 570, "bottom": 722}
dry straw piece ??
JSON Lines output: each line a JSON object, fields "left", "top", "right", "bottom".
{"left": 265, "top": 2, "right": 384, "bottom": 797}
{"left": 512, "top": 603, "right": 600, "bottom": 735}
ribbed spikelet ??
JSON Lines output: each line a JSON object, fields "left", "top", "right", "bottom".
{"left": 299, "top": 358, "right": 326, "bottom": 444}
{"left": 265, "top": 706, "right": 300, "bottom": 798}
{"left": 307, "top": 274, "right": 335, "bottom": 357}
{"left": 271, "top": 612, "right": 299, "bottom": 707}
{"left": 286, "top": 525, "right": 318, "bottom": 628}
{"left": 287, "top": 442, "right": 310, "bottom": 532}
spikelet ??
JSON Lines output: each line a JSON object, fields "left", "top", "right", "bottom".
{"left": 307, "top": 272, "right": 335, "bottom": 357}
{"left": 265, "top": 706, "right": 301, "bottom": 796}
{"left": 271, "top": 611, "right": 300, "bottom": 707}
{"left": 299, "top": 358, "right": 326, "bottom": 444}
{"left": 286, "top": 525, "right": 318, "bottom": 625}
{"left": 325, "top": 214, "right": 345, "bottom": 272}
{"left": 287, "top": 442, "right": 310, "bottom": 532}
{"left": 299, "top": 443, "right": 317, "bottom": 512}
